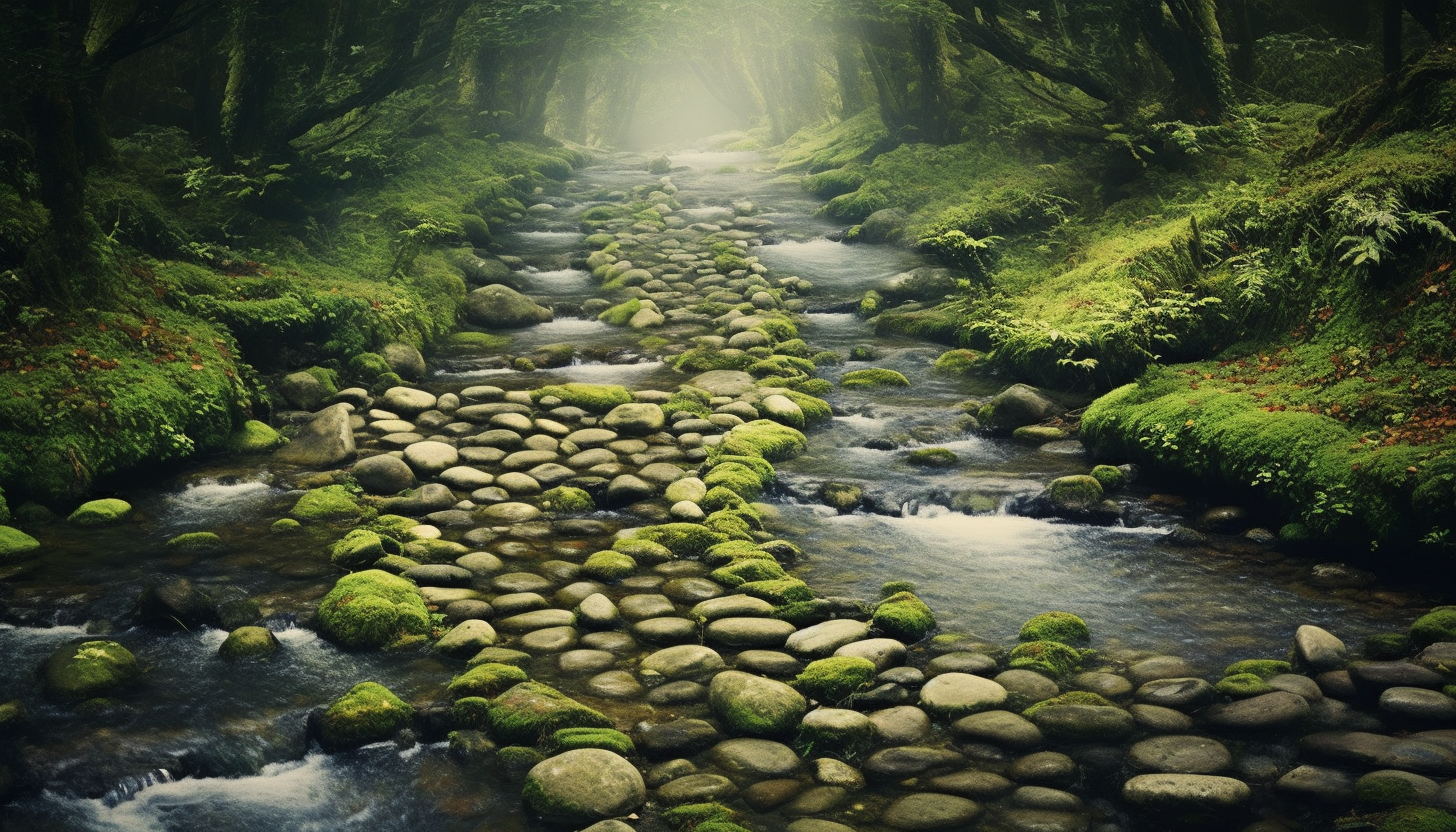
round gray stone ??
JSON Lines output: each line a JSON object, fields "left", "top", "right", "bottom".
{"left": 1127, "top": 735, "right": 1233, "bottom": 774}
{"left": 523, "top": 749, "right": 645, "bottom": 823}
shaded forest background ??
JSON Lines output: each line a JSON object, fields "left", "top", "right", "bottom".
{"left": 0, "top": 0, "right": 1454, "bottom": 556}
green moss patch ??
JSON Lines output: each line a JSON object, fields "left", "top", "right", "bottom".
{"left": 716, "top": 420, "right": 807, "bottom": 462}
{"left": 793, "top": 656, "right": 877, "bottom": 704}
{"left": 840, "top": 368, "right": 911, "bottom": 389}
{"left": 530, "top": 383, "right": 633, "bottom": 413}
{"left": 316, "top": 681, "right": 414, "bottom": 751}
{"left": 486, "top": 681, "right": 612, "bottom": 745}
{"left": 316, "top": 569, "right": 430, "bottom": 650}
{"left": 872, "top": 591, "right": 936, "bottom": 642}
{"left": 290, "top": 485, "right": 374, "bottom": 524}
{"left": 1019, "top": 612, "right": 1091, "bottom": 646}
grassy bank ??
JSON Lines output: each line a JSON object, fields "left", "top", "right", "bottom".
{"left": 772, "top": 50, "right": 1456, "bottom": 556}
{"left": 0, "top": 110, "right": 581, "bottom": 507}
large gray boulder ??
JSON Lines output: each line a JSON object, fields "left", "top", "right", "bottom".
{"left": 465, "top": 285, "right": 553, "bottom": 328}
{"left": 279, "top": 370, "right": 331, "bottom": 411}
{"left": 523, "top": 748, "right": 645, "bottom": 824}
{"left": 980, "top": 384, "right": 1063, "bottom": 431}
{"left": 380, "top": 343, "right": 427, "bottom": 381}
{"left": 353, "top": 454, "right": 417, "bottom": 495}
{"left": 708, "top": 670, "right": 806, "bottom": 737}
{"left": 276, "top": 404, "right": 356, "bottom": 467}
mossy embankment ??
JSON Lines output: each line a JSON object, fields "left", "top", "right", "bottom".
{"left": 0, "top": 110, "right": 581, "bottom": 505}
{"left": 773, "top": 49, "right": 1456, "bottom": 555}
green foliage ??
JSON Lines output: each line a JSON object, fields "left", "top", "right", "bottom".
{"left": 1331, "top": 192, "right": 1455, "bottom": 271}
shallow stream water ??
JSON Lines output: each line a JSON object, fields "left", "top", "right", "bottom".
{"left": 0, "top": 149, "right": 1441, "bottom": 831}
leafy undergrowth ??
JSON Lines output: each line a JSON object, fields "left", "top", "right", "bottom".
{"left": 0, "top": 109, "right": 581, "bottom": 505}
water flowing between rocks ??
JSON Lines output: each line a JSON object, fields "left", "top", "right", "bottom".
{"left": 0, "top": 150, "right": 1443, "bottom": 831}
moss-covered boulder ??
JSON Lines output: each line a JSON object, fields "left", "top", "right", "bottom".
{"left": 633, "top": 523, "right": 727, "bottom": 558}
{"left": 315, "top": 681, "right": 414, "bottom": 751}
{"left": 523, "top": 748, "right": 646, "bottom": 824}
{"left": 227, "top": 420, "right": 284, "bottom": 453}
{"left": 1222, "top": 659, "right": 1291, "bottom": 680}
{"left": 1008, "top": 640, "right": 1084, "bottom": 676}
{"left": 165, "top": 531, "right": 223, "bottom": 551}
{"left": 703, "top": 462, "right": 767, "bottom": 500}
{"left": 611, "top": 537, "right": 676, "bottom": 565}
{"left": 739, "top": 578, "right": 815, "bottom": 605}
{"left": 531, "top": 383, "right": 633, "bottom": 413}
{"left": 708, "top": 670, "right": 807, "bottom": 737}
{"left": 315, "top": 570, "right": 430, "bottom": 649}
{"left": 43, "top": 640, "right": 141, "bottom": 702}
{"left": 582, "top": 550, "right": 636, "bottom": 582}
{"left": 219, "top": 626, "right": 280, "bottom": 660}
{"left": 1090, "top": 464, "right": 1127, "bottom": 492}
{"left": 0, "top": 525, "right": 41, "bottom": 564}
{"left": 465, "top": 284, "right": 553, "bottom": 328}
{"left": 447, "top": 662, "right": 530, "bottom": 699}
{"left": 1215, "top": 673, "right": 1272, "bottom": 697}
{"left": 546, "top": 727, "right": 636, "bottom": 756}
{"left": 1043, "top": 475, "right": 1104, "bottom": 509}
{"left": 330, "top": 529, "right": 399, "bottom": 570}
{"left": 289, "top": 485, "right": 374, "bottom": 523}
{"left": 1410, "top": 608, "right": 1456, "bottom": 647}
{"left": 793, "top": 656, "right": 878, "bottom": 705}
{"left": 66, "top": 498, "right": 132, "bottom": 526}
{"left": 710, "top": 557, "right": 787, "bottom": 588}
{"left": 872, "top": 591, "right": 936, "bottom": 642}
{"left": 907, "top": 448, "right": 959, "bottom": 468}
{"left": 1019, "top": 612, "right": 1090, "bottom": 646}
{"left": 841, "top": 368, "right": 911, "bottom": 388}
{"left": 487, "top": 681, "right": 613, "bottom": 745}
{"left": 717, "top": 420, "right": 807, "bottom": 462}
{"left": 540, "top": 486, "right": 594, "bottom": 514}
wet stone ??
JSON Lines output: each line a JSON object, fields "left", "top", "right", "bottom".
{"left": 735, "top": 650, "right": 803, "bottom": 677}
{"left": 1135, "top": 678, "right": 1215, "bottom": 711}
{"left": 693, "top": 595, "right": 776, "bottom": 620}
{"left": 786, "top": 619, "right": 872, "bottom": 657}
{"left": 519, "top": 625, "right": 578, "bottom": 653}
{"left": 491, "top": 592, "right": 548, "bottom": 616}
{"left": 402, "top": 564, "right": 473, "bottom": 586}
{"left": 1202, "top": 691, "right": 1311, "bottom": 731}
{"left": 952, "top": 710, "right": 1045, "bottom": 750}
{"left": 1068, "top": 671, "right": 1134, "bottom": 701}
{"left": 660, "top": 577, "right": 724, "bottom": 603}
{"left": 632, "top": 617, "right": 699, "bottom": 645}
{"left": 581, "top": 631, "right": 636, "bottom": 653}
{"left": 705, "top": 617, "right": 797, "bottom": 648}
{"left": 995, "top": 669, "right": 1061, "bottom": 704}
{"left": 928, "top": 652, "right": 998, "bottom": 677}
{"left": 864, "top": 746, "right": 966, "bottom": 778}
{"left": 1127, "top": 735, "right": 1232, "bottom": 774}
{"left": 1008, "top": 751, "right": 1077, "bottom": 786}
{"left": 492, "top": 572, "right": 555, "bottom": 595}
{"left": 619, "top": 594, "right": 676, "bottom": 621}
{"left": 641, "top": 645, "right": 725, "bottom": 680}
{"left": 1294, "top": 624, "right": 1348, "bottom": 671}
{"left": 834, "top": 638, "right": 907, "bottom": 672}
{"left": 656, "top": 773, "right": 737, "bottom": 805}
{"left": 444, "top": 599, "right": 494, "bottom": 624}
{"left": 1380, "top": 687, "right": 1456, "bottom": 722}
{"left": 813, "top": 758, "right": 865, "bottom": 790}
{"left": 924, "top": 769, "right": 1015, "bottom": 800}
{"left": 638, "top": 719, "right": 721, "bottom": 757}
{"left": 741, "top": 779, "right": 806, "bottom": 812}
{"left": 709, "top": 738, "right": 802, "bottom": 782}
{"left": 587, "top": 671, "right": 645, "bottom": 699}
{"left": 1351, "top": 661, "right": 1447, "bottom": 692}
{"left": 880, "top": 793, "right": 983, "bottom": 830}
{"left": 1122, "top": 773, "right": 1251, "bottom": 813}
{"left": 1129, "top": 704, "right": 1195, "bottom": 733}
{"left": 558, "top": 649, "right": 616, "bottom": 675}
{"left": 1127, "top": 656, "right": 1197, "bottom": 686}
{"left": 878, "top": 666, "right": 925, "bottom": 687}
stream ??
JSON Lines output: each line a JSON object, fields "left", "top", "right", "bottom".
{"left": 0, "top": 149, "right": 1441, "bottom": 831}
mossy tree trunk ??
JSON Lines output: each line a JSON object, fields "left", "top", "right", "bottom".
{"left": 1135, "top": 0, "right": 1234, "bottom": 121}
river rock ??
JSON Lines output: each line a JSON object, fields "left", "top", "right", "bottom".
{"left": 928, "top": 652, "right": 998, "bottom": 677}
{"left": 1127, "top": 735, "right": 1231, "bottom": 774}
{"left": 380, "top": 343, "right": 426, "bottom": 381}
{"left": 641, "top": 645, "right": 725, "bottom": 680}
{"left": 602, "top": 403, "right": 665, "bottom": 436}
{"left": 923, "top": 769, "right": 1015, "bottom": 799}
{"left": 1380, "top": 687, "right": 1456, "bottom": 722}
{"left": 693, "top": 595, "right": 775, "bottom": 620}
{"left": 952, "top": 710, "right": 1044, "bottom": 750}
{"left": 709, "top": 738, "right": 802, "bottom": 782}
{"left": 706, "top": 617, "right": 797, "bottom": 648}
{"left": 982, "top": 384, "right": 1062, "bottom": 431}
{"left": 1127, "top": 656, "right": 1197, "bottom": 686}
{"left": 277, "top": 404, "right": 356, "bottom": 467}
{"left": 880, "top": 793, "right": 982, "bottom": 830}
{"left": 44, "top": 640, "right": 141, "bottom": 702}
{"left": 786, "top": 619, "right": 872, "bottom": 657}
{"left": 402, "top": 441, "right": 458, "bottom": 476}
{"left": 523, "top": 748, "right": 645, "bottom": 824}
{"left": 1300, "top": 731, "right": 1456, "bottom": 775}
{"left": 134, "top": 577, "right": 219, "bottom": 629}
{"left": 1122, "top": 773, "right": 1251, "bottom": 812}
{"left": 835, "top": 638, "right": 907, "bottom": 672}
{"left": 1028, "top": 703, "right": 1135, "bottom": 743}
{"left": 1274, "top": 764, "right": 1357, "bottom": 804}
{"left": 575, "top": 594, "right": 620, "bottom": 629}
{"left": 864, "top": 746, "right": 966, "bottom": 778}
{"left": 353, "top": 454, "right": 416, "bottom": 494}
{"left": 869, "top": 705, "right": 932, "bottom": 745}
{"left": 920, "top": 672, "right": 1008, "bottom": 719}
{"left": 435, "top": 620, "right": 497, "bottom": 656}
{"left": 381, "top": 386, "right": 437, "bottom": 416}
{"left": 1136, "top": 677, "right": 1215, "bottom": 711}
{"left": 465, "top": 284, "right": 553, "bottom": 328}
{"left": 218, "top": 626, "right": 280, "bottom": 659}
{"left": 1294, "top": 624, "right": 1348, "bottom": 671}
{"left": 1202, "top": 691, "right": 1311, "bottom": 730}
{"left": 708, "top": 671, "right": 807, "bottom": 737}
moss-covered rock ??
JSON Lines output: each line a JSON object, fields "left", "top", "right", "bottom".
{"left": 43, "top": 640, "right": 141, "bottom": 702}
{"left": 717, "top": 420, "right": 807, "bottom": 462}
{"left": 1090, "top": 464, "right": 1126, "bottom": 492}
{"left": 872, "top": 591, "right": 937, "bottom": 642}
{"left": 289, "top": 484, "right": 374, "bottom": 523}
{"left": 546, "top": 727, "right": 636, "bottom": 756}
{"left": 841, "top": 368, "right": 911, "bottom": 388}
{"left": 1410, "top": 609, "right": 1456, "bottom": 647}
{"left": 447, "top": 662, "right": 531, "bottom": 699}
{"left": 218, "top": 626, "right": 280, "bottom": 660}
{"left": 315, "top": 681, "right": 414, "bottom": 751}
{"left": 165, "top": 531, "right": 223, "bottom": 550}
{"left": 66, "top": 498, "right": 132, "bottom": 526}
{"left": 700, "top": 485, "right": 752, "bottom": 514}
{"left": 330, "top": 529, "right": 400, "bottom": 570}
{"left": 1019, "top": 612, "right": 1090, "bottom": 646}
{"left": 633, "top": 523, "right": 727, "bottom": 559}
{"left": 793, "top": 656, "right": 878, "bottom": 704}
{"left": 739, "top": 578, "right": 815, "bottom": 605}
{"left": 270, "top": 517, "right": 301, "bottom": 534}
{"left": 1377, "top": 806, "right": 1456, "bottom": 832}
{"left": 611, "top": 537, "right": 675, "bottom": 565}
{"left": 0, "top": 525, "right": 41, "bottom": 563}
{"left": 1043, "top": 475, "right": 1104, "bottom": 509}
{"left": 708, "top": 670, "right": 807, "bottom": 737}
{"left": 487, "top": 681, "right": 613, "bottom": 745}
{"left": 1222, "top": 659, "right": 1292, "bottom": 680}
{"left": 1022, "top": 690, "right": 1121, "bottom": 718}
{"left": 703, "top": 509, "right": 757, "bottom": 541}
{"left": 1215, "top": 673, "right": 1273, "bottom": 697}
{"left": 227, "top": 420, "right": 284, "bottom": 454}
{"left": 540, "top": 486, "right": 594, "bottom": 514}
{"left": 1365, "top": 633, "right": 1415, "bottom": 659}
{"left": 709, "top": 557, "right": 788, "bottom": 588}
{"left": 530, "top": 383, "right": 633, "bottom": 413}
{"left": 1008, "top": 640, "right": 1084, "bottom": 676}
{"left": 582, "top": 550, "right": 636, "bottom": 582}
{"left": 703, "top": 462, "right": 766, "bottom": 500}
{"left": 907, "top": 448, "right": 959, "bottom": 468}
{"left": 316, "top": 569, "right": 430, "bottom": 649}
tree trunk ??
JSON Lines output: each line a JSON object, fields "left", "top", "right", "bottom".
{"left": 1383, "top": 0, "right": 1405, "bottom": 75}
{"left": 1138, "top": 0, "right": 1235, "bottom": 121}
{"left": 1221, "top": 0, "right": 1256, "bottom": 87}
{"left": 834, "top": 37, "right": 868, "bottom": 116}
{"left": 23, "top": 80, "right": 100, "bottom": 301}
{"left": 556, "top": 60, "right": 591, "bottom": 143}
{"left": 909, "top": 17, "right": 952, "bottom": 143}
{"left": 220, "top": 0, "right": 276, "bottom": 159}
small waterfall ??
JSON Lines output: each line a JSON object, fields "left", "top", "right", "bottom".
{"left": 102, "top": 768, "right": 175, "bottom": 807}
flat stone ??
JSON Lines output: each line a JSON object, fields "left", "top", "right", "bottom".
{"left": 863, "top": 746, "right": 966, "bottom": 778}
{"left": 706, "top": 617, "right": 797, "bottom": 648}
{"left": 618, "top": 594, "right": 676, "bottom": 621}
{"left": 709, "top": 738, "right": 802, "bottom": 782}
{"left": 834, "top": 638, "right": 907, "bottom": 672}
{"left": 1027, "top": 704, "right": 1135, "bottom": 743}
{"left": 692, "top": 595, "right": 775, "bottom": 620}
{"left": 587, "top": 671, "right": 645, "bottom": 699}
{"left": 1202, "top": 691, "right": 1311, "bottom": 731}
{"left": 740, "top": 779, "right": 805, "bottom": 812}
{"left": 476, "top": 502, "right": 543, "bottom": 524}
{"left": 1274, "top": 764, "right": 1357, "bottom": 804}
{"left": 1129, "top": 704, "right": 1195, "bottom": 733}
{"left": 403, "top": 441, "right": 458, "bottom": 475}
{"left": 519, "top": 625, "right": 578, "bottom": 653}
{"left": 657, "top": 773, "right": 737, "bottom": 805}
{"left": 782, "top": 786, "right": 850, "bottom": 817}
{"left": 1068, "top": 671, "right": 1134, "bottom": 701}
{"left": 576, "top": 593, "right": 620, "bottom": 629}
{"left": 435, "top": 620, "right": 497, "bottom": 656}
{"left": 919, "top": 672, "right": 1008, "bottom": 719}
{"left": 786, "top": 619, "right": 872, "bottom": 657}
{"left": 1351, "top": 661, "right": 1447, "bottom": 692}
{"left": 492, "top": 572, "right": 555, "bottom": 594}
{"left": 1127, "top": 735, "right": 1232, "bottom": 774}
{"left": 1381, "top": 686, "right": 1456, "bottom": 722}
{"left": 647, "top": 680, "right": 706, "bottom": 705}
{"left": 927, "top": 652, "right": 998, "bottom": 677}
{"left": 497, "top": 608, "right": 575, "bottom": 632}
{"left": 1123, "top": 773, "right": 1250, "bottom": 812}
{"left": 1135, "top": 677, "right": 1215, "bottom": 711}
{"left": 952, "top": 710, "right": 1044, "bottom": 750}
{"left": 632, "top": 616, "right": 699, "bottom": 644}
{"left": 558, "top": 649, "right": 616, "bottom": 675}
{"left": 640, "top": 645, "right": 725, "bottom": 680}
{"left": 869, "top": 705, "right": 932, "bottom": 745}
{"left": 923, "top": 769, "right": 1015, "bottom": 799}
{"left": 660, "top": 577, "right": 724, "bottom": 603}
{"left": 813, "top": 758, "right": 865, "bottom": 790}
{"left": 880, "top": 793, "right": 982, "bottom": 830}
{"left": 1011, "top": 786, "right": 1083, "bottom": 812}
{"left": 1300, "top": 731, "right": 1456, "bottom": 775}
{"left": 735, "top": 650, "right": 803, "bottom": 677}
{"left": 1127, "top": 656, "right": 1197, "bottom": 686}
{"left": 1268, "top": 673, "right": 1323, "bottom": 702}
{"left": 994, "top": 669, "right": 1061, "bottom": 704}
